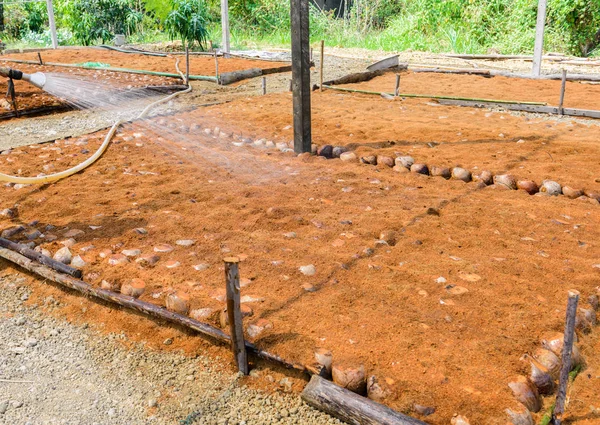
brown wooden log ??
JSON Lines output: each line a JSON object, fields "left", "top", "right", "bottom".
{"left": 553, "top": 290, "right": 580, "bottom": 425}
{"left": 302, "top": 375, "right": 428, "bottom": 425}
{"left": 219, "top": 68, "right": 263, "bottom": 85}
{"left": 224, "top": 257, "right": 248, "bottom": 375}
{"left": 0, "top": 237, "right": 81, "bottom": 278}
{"left": 412, "top": 67, "right": 491, "bottom": 76}
{"left": 0, "top": 247, "right": 305, "bottom": 373}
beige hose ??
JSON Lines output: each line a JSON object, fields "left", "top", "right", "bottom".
{"left": 0, "top": 57, "right": 191, "bottom": 184}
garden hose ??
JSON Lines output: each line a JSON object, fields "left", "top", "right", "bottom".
{"left": 0, "top": 57, "right": 191, "bottom": 185}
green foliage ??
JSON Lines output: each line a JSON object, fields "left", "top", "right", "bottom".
{"left": 164, "top": 0, "right": 209, "bottom": 49}
{"left": 63, "top": 0, "right": 145, "bottom": 45}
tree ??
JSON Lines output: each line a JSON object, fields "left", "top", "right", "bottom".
{"left": 164, "top": 0, "right": 209, "bottom": 50}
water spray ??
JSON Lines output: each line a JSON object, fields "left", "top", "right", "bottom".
{"left": 0, "top": 66, "right": 47, "bottom": 89}
{"left": 0, "top": 59, "right": 191, "bottom": 185}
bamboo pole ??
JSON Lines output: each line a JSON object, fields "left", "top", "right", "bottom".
{"left": 558, "top": 69, "right": 567, "bottom": 115}
{"left": 214, "top": 51, "right": 219, "bottom": 79}
{"left": 319, "top": 40, "right": 324, "bottom": 92}
{"left": 553, "top": 290, "right": 580, "bottom": 425}
{"left": 37, "top": 52, "right": 43, "bottom": 65}
{"left": 185, "top": 45, "right": 190, "bottom": 87}
{"left": 0, "top": 247, "right": 306, "bottom": 373}
{"left": 224, "top": 257, "right": 248, "bottom": 375}
{"left": 321, "top": 84, "right": 547, "bottom": 105}
{"left": 394, "top": 74, "right": 400, "bottom": 97}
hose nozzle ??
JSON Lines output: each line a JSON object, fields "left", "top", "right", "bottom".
{"left": 0, "top": 66, "right": 46, "bottom": 89}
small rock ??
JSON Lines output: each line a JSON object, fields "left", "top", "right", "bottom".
{"left": 23, "top": 338, "right": 38, "bottom": 348}
{"left": 0, "top": 208, "right": 16, "bottom": 218}
{"left": 332, "top": 146, "right": 348, "bottom": 158}
{"left": 299, "top": 264, "right": 316, "bottom": 276}
{"left": 392, "top": 164, "right": 409, "bottom": 173}
{"left": 189, "top": 308, "right": 214, "bottom": 320}
{"left": 61, "top": 238, "right": 77, "bottom": 248}
{"left": 379, "top": 230, "right": 398, "bottom": 246}
{"left": 247, "top": 319, "right": 273, "bottom": 338}
{"left": 414, "top": 404, "right": 436, "bottom": 416}
{"left": 71, "top": 255, "right": 87, "bottom": 268}
{"left": 302, "top": 283, "right": 317, "bottom": 292}
{"left": 148, "top": 399, "right": 157, "bottom": 408}
{"left": 122, "top": 249, "right": 141, "bottom": 257}
{"left": 451, "top": 167, "right": 471, "bottom": 182}
{"left": 14, "top": 316, "right": 26, "bottom": 326}
{"left": 283, "top": 232, "right": 297, "bottom": 239}
{"left": 376, "top": 156, "right": 394, "bottom": 168}
{"left": 339, "top": 152, "right": 357, "bottom": 162}
{"left": 64, "top": 229, "right": 84, "bottom": 238}
{"left": 0, "top": 400, "right": 8, "bottom": 414}
{"left": 360, "top": 155, "right": 377, "bottom": 165}
{"left": 562, "top": 186, "right": 583, "bottom": 199}
{"left": 53, "top": 247, "right": 72, "bottom": 264}
{"left": 134, "top": 228, "right": 148, "bottom": 235}
{"left": 317, "top": 145, "right": 334, "bottom": 158}
{"left": 108, "top": 254, "right": 129, "bottom": 266}
{"left": 192, "top": 263, "right": 210, "bottom": 271}
{"left": 25, "top": 230, "right": 42, "bottom": 240}
{"left": 163, "top": 338, "right": 173, "bottom": 346}
{"left": 154, "top": 244, "right": 174, "bottom": 253}
{"left": 165, "top": 260, "right": 181, "bottom": 269}
{"left": 395, "top": 156, "right": 414, "bottom": 169}
{"left": 136, "top": 254, "right": 160, "bottom": 267}
{"left": 121, "top": 279, "right": 145, "bottom": 298}
{"left": 176, "top": 239, "right": 195, "bottom": 247}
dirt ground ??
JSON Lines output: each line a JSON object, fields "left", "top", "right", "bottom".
{"left": 1, "top": 48, "right": 600, "bottom": 425}
{"left": 2, "top": 47, "right": 290, "bottom": 76}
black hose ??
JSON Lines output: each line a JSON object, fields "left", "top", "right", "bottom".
{"left": 96, "top": 44, "right": 168, "bottom": 57}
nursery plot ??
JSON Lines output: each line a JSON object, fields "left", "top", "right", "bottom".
{"left": 2, "top": 48, "right": 290, "bottom": 77}
{"left": 1, "top": 77, "right": 600, "bottom": 424}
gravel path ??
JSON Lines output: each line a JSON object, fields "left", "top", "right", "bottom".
{"left": 0, "top": 273, "right": 341, "bottom": 425}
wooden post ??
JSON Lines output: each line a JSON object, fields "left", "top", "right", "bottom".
{"left": 553, "top": 290, "right": 580, "bottom": 425}
{"left": 302, "top": 375, "right": 428, "bottom": 425}
{"left": 262, "top": 76, "right": 266, "bottom": 95}
{"left": 185, "top": 45, "right": 190, "bottom": 86}
{"left": 558, "top": 69, "right": 567, "bottom": 115}
{"left": 221, "top": 0, "right": 230, "bottom": 57}
{"left": 46, "top": 0, "right": 58, "bottom": 49}
{"left": 394, "top": 74, "right": 400, "bottom": 96}
{"left": 214, "top": 51, "right": 219, "bottom": 79}
{"left": 532, "top": 0, "right": 547, "bottom": 77}
{"left": 319, "top": 39, "right": 324, "bottom": 92}
{"left": 224, "top": 257, "right": 248, "bottom": 375}
{"left": 37, "top": 52, "right": 43, "bottom": 65}
{"left": 289, "top": 79, "right": 293, "bottom": 92}
{"left": 290, "top": 0, "right": 312, "bottom": 153}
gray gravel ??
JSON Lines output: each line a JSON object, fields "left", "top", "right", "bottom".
{"left": 0, "top": 273, "right": 341, "bottom": 425}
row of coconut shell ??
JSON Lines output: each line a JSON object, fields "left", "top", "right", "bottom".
{"left": 506, "top": 289, "right": 599, "bottom": 425}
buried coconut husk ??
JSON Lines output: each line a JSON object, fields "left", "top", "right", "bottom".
{"left": 332, "top": 362, "right": 367, "bottom": 395}
{"left": 410, "top": 163, "right": 429, "bottom": 175}
{"left": 526, "top": 356, "right": 555, "bottom": 395}
{"left": 120, "top": 278, "right": 145, "bottom": 298}
{"left": 430, "top": 166, "right": 451, "bottom": 179}
{"left": 541, "top": 333, "right": 585, "bottom": 369}
{"left": 533, "top": 347, "right": 561, "bottom": 379}
{"left": 507, "top": 375, "right": 542, "bottom": 413}
{"left": 562, "top": 186, "right": 584, "bottom": 199}
{"left": 517, "top": 180, "right": 539, "bottom": 195}
{"left": 165, "top": 291, "right": 190, "bottom": 315}
{"left": 451, "top": 167, "right": 471, "bottom": 182}
{"left": 395, "top": 156, "right": 414, "bottom": 169}
{"left": 505, "top": 407, "right": 534, "bottom": 425}
{"left": 493, "top": 174, "right": 518, "bottom": 190}
{"left": 540, "top": 180, "right": 562, "bottom": 196}
{"left": 473, "top": 170, "right": 494, "bottom": 186}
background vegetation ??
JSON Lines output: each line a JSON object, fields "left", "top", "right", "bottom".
{"left": 1, "top": 0, "right": 599, "bottom": 56}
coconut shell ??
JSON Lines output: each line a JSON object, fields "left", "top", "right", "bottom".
{"left": 540, "top": 180, "right": 562, "bottom": 196}
{"left": 165, "top": 291, "right": 190, "bottom": 315}
{"left": 120, "top": 278, "right": 145, "bottom": 298}
{"left": 430, "top": 166, "right": 451, "bottom": 179}
{"left": 377, "top": 155, "right": 395, "bottom": 168}
{"left": 505, "top": 408, "right": 534, "bottom": 425}
{"left": 332, "top": 362, "right": 367, "bottom": 394}
{"left": 392, "top": 165, "right": 409, "bottom": 173}
{"left": 339, "top": 152, "right": 357, "bottom": 162}
{"left": 100, "top": 280, "right": 119, "bottom": 292}
{"left": 508, "top": 376, "right": 541, "bottom": 413}
{"left": 517, "top": 180, "right": 539, "bottom": 195}
{"left": 451, "top": 167, "right": 472, "bottom": 182}
{"left": 494, "top": 174, "right": 517, "bottom": 190}
{"left": 332, "top": 146, "right": 348, "bottom": 158}
{"left": 410, "top": 163, "right": 429, "bottom": 175}
{"left": 576, "top": 308, "right": 597, "bottom": 333}
{"left": 314, "top": 348, "right": 333, "bottom": 375}
{"left": 473, "top": 170, "right": 493, "bottom": 185}
{"left": 588, "top": 294, "right": 599, "bottom": 311}
{"left": 542, "top": 333, "right": 584, "bottom": 370}
{"left": 562, "top": 186, "right": 584, "bottom": 199}
{"left": 533, "top": 347, "right": 561, "bottom": 379}
{"left": 584, "top": 189, "right": 600, "bottom": 201}
{"left": 317, "top": 145, "right": 334, "bottom": 158}
{"left": 528, "top": 357, "right": 555, "bottom": 395}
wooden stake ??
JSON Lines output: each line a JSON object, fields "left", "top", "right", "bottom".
{"left": 558, "top": 69, "right": 567, "bottom": 115}
{"left": 290, "top": 0, "right": 312, "bottom": 153}
{"left": 37, "top": 52, "right": 43, "bottom": 65}
{"left": 319, "top": 39, "right": 324, "bottom": 92}
{"left": 289, "top": 79, "right": 293, "bottom": 92}
{"left": 553, "top": 290, "right": 580, "bottom": 425}
{"left": 224, "top": 257, "right": 248, "bottom": 375}
{"left": 262, "top": 76, "right": 266, "bottom": 95}
{"left": 185, "top": 45, "right": 190, "bottom": 87}
{"left": 394, "top": 74, "right": 400, "bottom": 97}
{"left": 214, "top": 50, "right": 219, "bottom": 79}
{"left": 532, "top": 0, "right": 547, "bottom": 76}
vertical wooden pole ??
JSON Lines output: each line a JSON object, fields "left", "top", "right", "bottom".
{"left": 553, "top": 290, "right": 580, "bottom": 425}
{"left": 532, "top": 0, "right": 547, "bottom": 77}
{"left": 290, "top": 0, "right": 312, "bottom": 154}
{"left": 185, "top": 45, "right": 190, "bottom": 87}
{"left": 224, "top": 257, "right": 248, "bottom": 375}
{"left": 558, "top": 69, "right": 567, "bottom": 115}
{"left": 319, "top": 40, "right": 324, "bottom": 92}
{"left": 46, "top": 0, "right": 58, "bottom": 49}
{"left": 394, "top": 74, "right": 400, "bottom": 97}
{"left": 262, "top": 76, "right": 267, "bottom": 95}
{"left": 214, "top": 51, "right": 219, "bottom": 79}
{"left": 221, "top": 0, "right": 230, "bottom": 57}
{"left": 37, "top": 52, "right": 43, "bottom": 65}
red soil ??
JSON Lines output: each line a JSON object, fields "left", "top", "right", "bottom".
{"left": 340, "top": 71, "right": 600, "bottom": 110}
{"left": 1, "top": 75, "right": 600, "bottom": 424}
{"left": 2, "top": 48, "right": 289, "bottom": 76}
